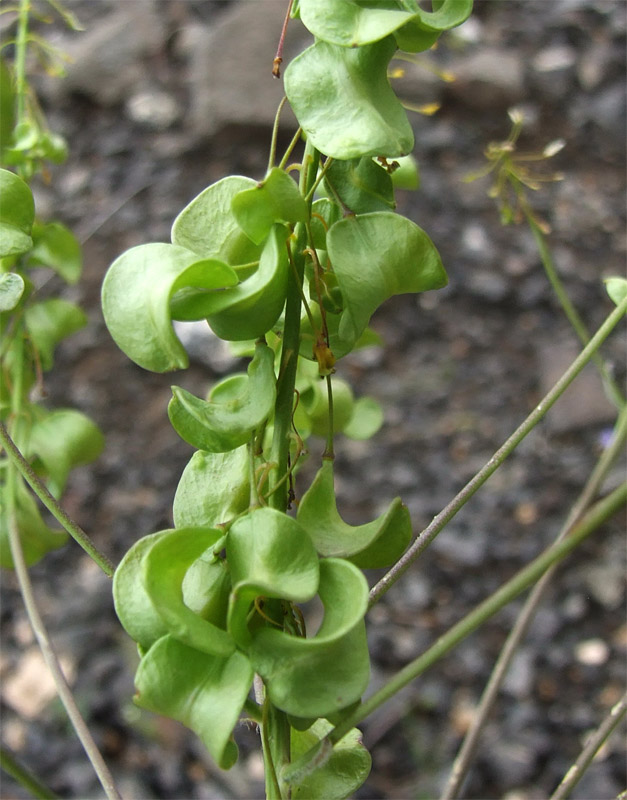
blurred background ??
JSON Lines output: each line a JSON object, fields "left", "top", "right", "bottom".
{"left": 1, "top": 1, "right": 625, "bottom": 798}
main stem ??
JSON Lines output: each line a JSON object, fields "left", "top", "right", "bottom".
{"left": 262, "top": 137, "right": 319, "bottom": 798}
{"left": 268, "top": 138, "right": 319, "bottom": 511}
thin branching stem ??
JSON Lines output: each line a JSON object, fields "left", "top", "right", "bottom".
{"left": 368, "top": 296, "right": 627, "bottom": 607}
{"left": 0, "top": 420, "right": 116, "bottom": 577}
{"left": 4, "top": 462, "right": 123, "bottom": 800}
{"left": 550, "top": 692, "right": 627, "bottom": 800}
{"left": 277, "top": 125, "right": 303, "bottom": 172}
{"left": 267, "top": 96, "right": 289, "bottom": 173}
{"left": 523, "top": 206, "right": 624, "bottom": 408}
{"left": 324, "top": 483, "right": 626, "bottom": 748}
{"left": 442, "top": 403, "right": 627, "bottom": 799}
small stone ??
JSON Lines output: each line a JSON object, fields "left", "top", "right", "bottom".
{"left": 461, "top": 223, "right": 491, "bottom": 257}
{"left": 575, "top": 638, "right": 610, "bottom": 666}
{"left": 467, "top": 269, "right": 510, "bottom": 303}
{"left": 503, "top": 648, "right": 535, "bottom": 698}
{"left": 532, "top": 45, "right": 577, "bottom": 72}
{"left": 126, "top": 90, "right": 181, "bottom": 130}
{"left": 2, "top": 648, "right": 75, "bottom": 719}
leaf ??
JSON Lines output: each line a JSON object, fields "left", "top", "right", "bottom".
{"left": 101, "top": 242, "right": 239, "bottom": 372}
{"left": 409, "top": 0, "right": 473, "bottom": 32}
{"left": 168, "top": 342, "right": 276, "bottom": 452}
{"left": 173, "top": 446, "right": 250, "bottom": 528}
{"left": 298, "top": 0, "right": 416, "bottom": 47}
{"left": 391, "top": 154, "right": 420, "bottom": 190}
{"left": 393, "top": 22, "right": 441, "bottom": 53}
{"left": 0, "top": 272, "right": 25, "bottom": 312}
{"left": 343, "top": 396, "right": 384, "bottom": 440}
{"left": 301, "top": 377, "right": 355, "bottom": 437}
{"left": 327, "top": 212, "right": 447, "bottom": 350}
{"left": 310, "top": 198, "right": 342, "bottom": 249}
{"left": 182, "top": 549, "right": 232, "bottom": 625}
{"left": 0, "top": 481, "right": 68, "bottom": 568}
{"left": 604, "top": 276, "right": 627, "bottom": 308}
{"left": 0, "top": 169, "right": 35, "bottom": 257}
{"left": 297, "top": 459, "right": 412, "bottom": 568}
{"left": 284, "top": 37, "right": 414, "bottom": 160}
{"left": 171, "top": 175, "right": 261, "bottom": 265}
{"left": 171, "top": 224, "right": 289, "bottom": 341}
{"left": 27, "top": 409, "right": 104, "bottom": 497}
{"left": 134, "top": 634, "right": 253, "bottom": 769}
{"left": 27, "top": 222, "right": 82, "bottom": 284}
{"left": 324, "top": 157, "right": 395, "bottom": 215}
{"left": 24, "top": 298, "right": 87, "bottom": 371}
{"left": 249, "top": 559, "right": 370, "bottom": 718}
{"left": 288, "top": 720, "right": 372, "bottom": 800}
{"left": 204, "top": 223, "right": 290, "bottom": 341}
{"left": 143, "top": 527, "right": 235, "bottom": 657}
{"left": 231, "top": 167, "right": 307, "bottom": 245}
{"left": 113, "top": 532, "right": 172, "bottom": 651}
{"left": 226, "top": 507, "right": 319, "bottom": 648}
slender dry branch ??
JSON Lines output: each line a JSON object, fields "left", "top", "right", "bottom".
{"left": 369, "top": 296, "right": 627, "bottom": 607}
{"left": 0, "top": 420, "right": 116, "bottom": 577}
{"left": 4, "top": 467, "right": 123, "bottom": 800}
{"left": 442, "top": 404, "right": 627, "bottom": 799}
{"left": 323, "top": 482, "right": 626, "bottom": 748}
{"left": 550, "top": 692, "right": 627, "bottom": 800}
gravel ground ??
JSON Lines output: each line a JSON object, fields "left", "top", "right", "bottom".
{"left": 1, "top": 2, "right": 626, "bottom": 799}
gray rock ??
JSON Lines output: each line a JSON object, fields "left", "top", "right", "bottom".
{"left": 447, "top": 49, "right": 525, "bottom": 110}
{"left": 56, "top": 1, "right": 166, "bottom": 105}
{"left": 181, "top": 2, "right": 309, "bottom": 139}
{"left": 537, "top": 340, "right": 616, "bottom": 432}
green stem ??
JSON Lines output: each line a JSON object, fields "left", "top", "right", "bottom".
{"left": 524, "top": 209, "right": 624, "bottom": 408}
{"left": 327, "top": 482, "right": 626, "bottom": 746}
{"left": 268, "top": 138, "right": 319, "bottom": 511}
{"left": 267, "top": 96, "right": 289, "bottom": 173}
{"left": 323, "top": 374, "right": 334, "bottom": 459}
{"left": 368, "top": 296, "right": 627, "bottom": 606}
{"left": 442, "top": 403, "right": 627, "bottom": 799}
{"left": 4, "top": 457, "right": 122, "bottom": 800}
{"left": 0, "top": 746, "right": 59, "bottom": 800}
{"left": 277, "top": 126, "right": 303, "bottom": 172}
{"left": 263, "top": 137, "right": 319, "bottom": 799}
{"left": 262, "top": 698, "right": 284, "bottom": 800}
{"left": 303, "top": 157, "right": 334, "bottom": 204}
{"left": 15, "top": 0, "right": 30, "bottom": 123}
{"left": 0, "top": 420, "right": 116, "bottom": 578}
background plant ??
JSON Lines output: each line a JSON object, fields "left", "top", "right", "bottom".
{"left": 1, "top": 1, "right": 627, "bottom": 800}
